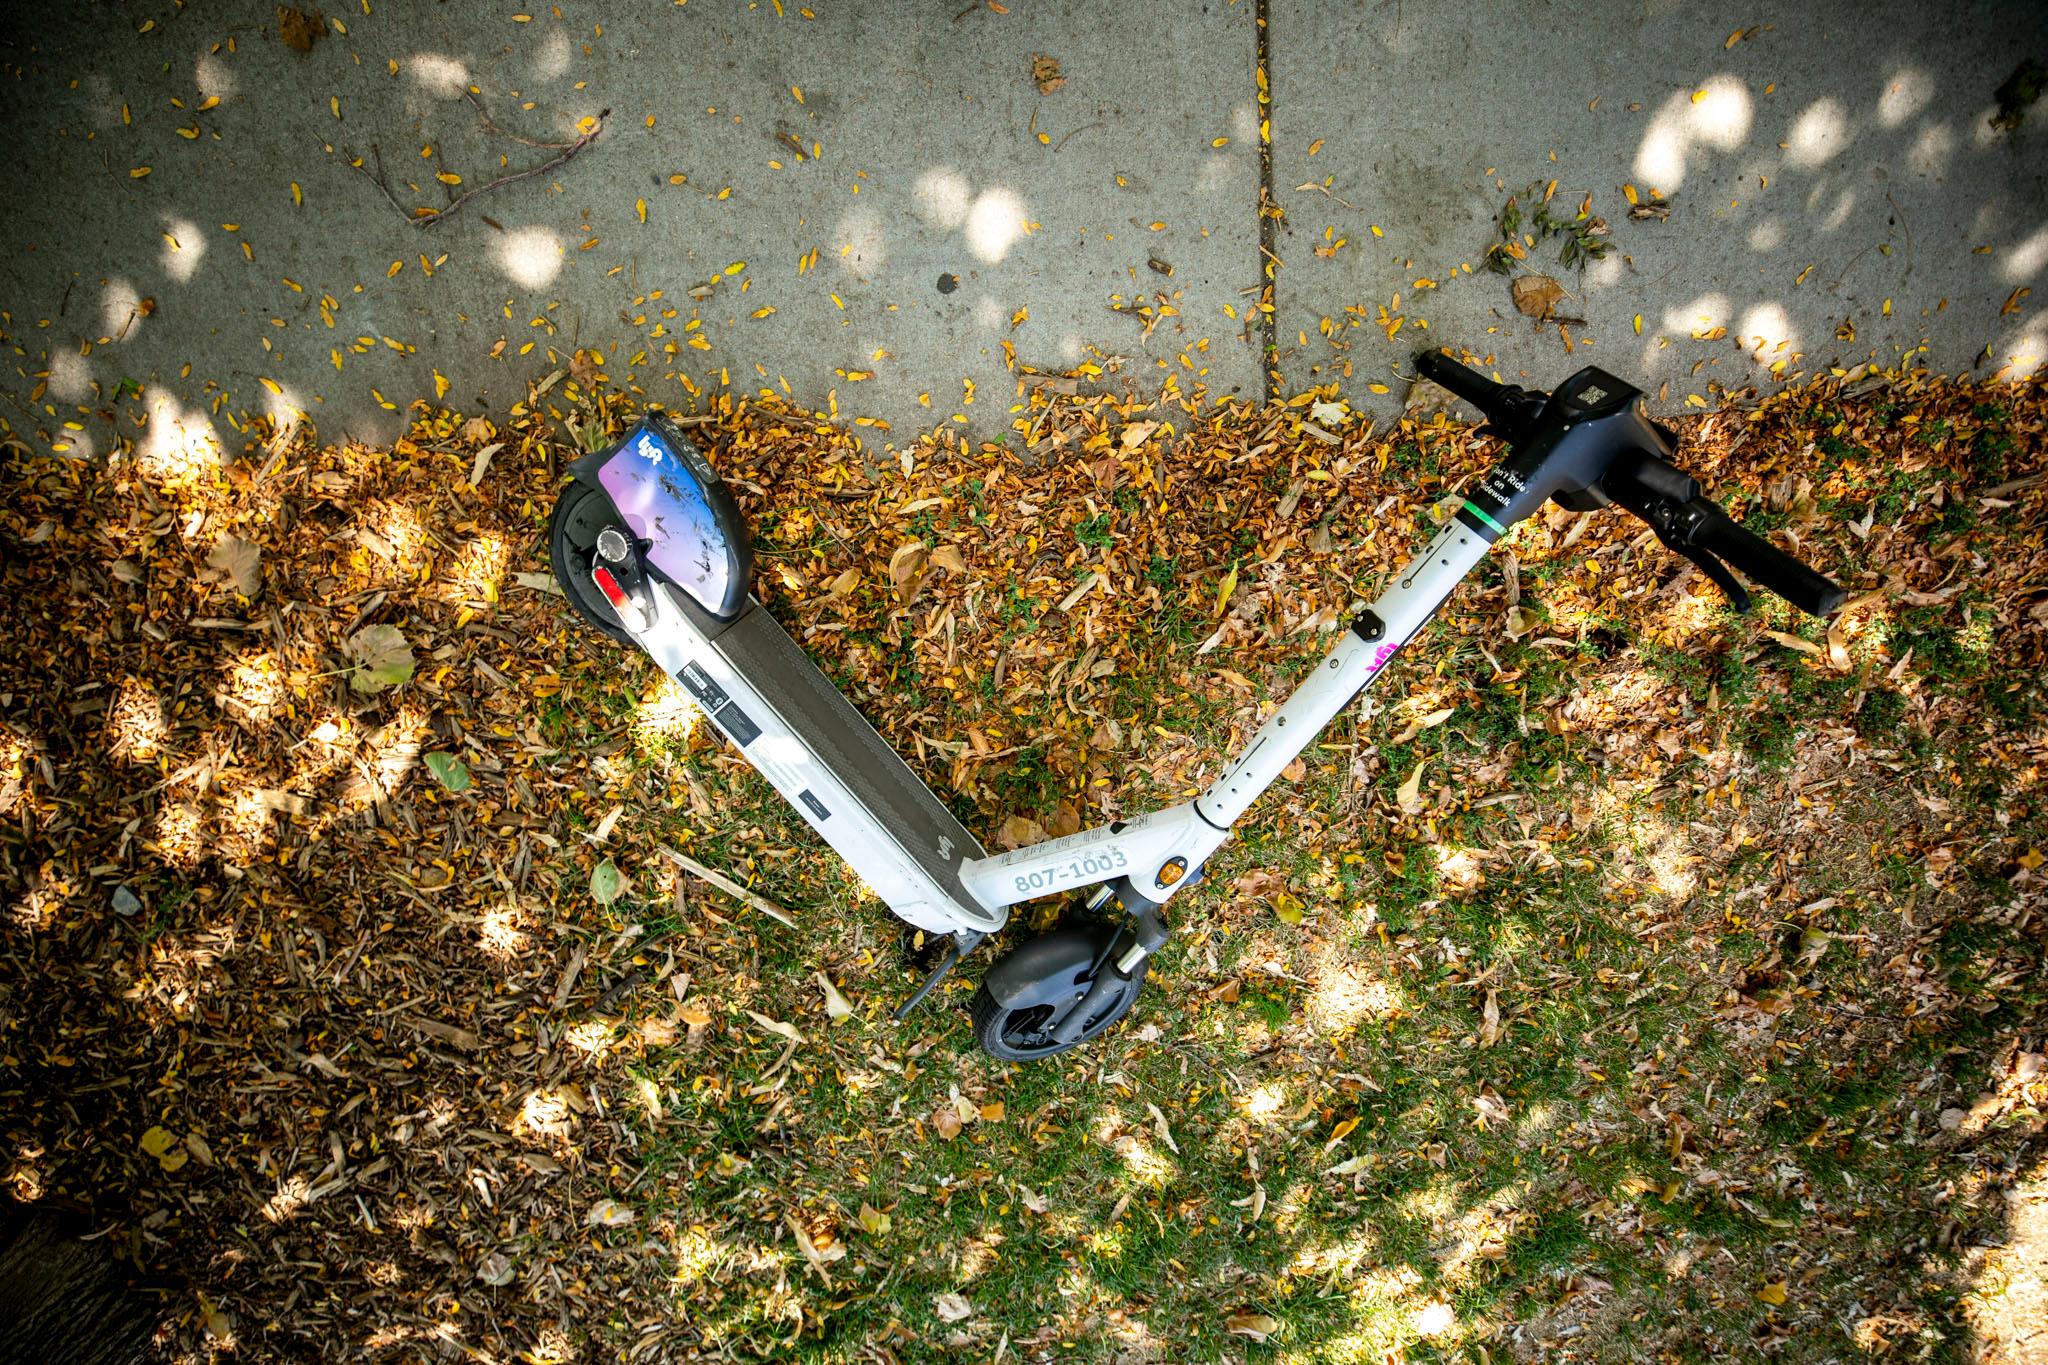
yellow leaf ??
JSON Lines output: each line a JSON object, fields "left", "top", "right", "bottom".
{"left": 1757, "top": 1281, "right": 1789, "bottom": 1306}
{"left": 1211, "top": 136, "right": 1229, "bottom": 147}
{"left": 260, "top": 376, "right": 282, "bottom": 396}
{"left": 140, "top": 1126, "right": 177, "bottom": 1157}
{"left": 433, "top": 370, "right": 449, "bottom": 400}
{"left": 577, "top": 115, "right": 598, "bottom": 135}
{"left": 636, "top": 197, "right": 648, "bottom": 223}
{"left": 291, "top": 181, "right": 303, "bottom": 206}
{"left": 331, "top": 95, "right": 341, "bottom": 118}
{"left": 725, "top": 261, "right": 746, "bottom": 275}
{"left": 1213, "top": 563, "right": 1238, "bottom": 617}
{"left": 1633, "top": 313, "right": 1643, "bottom": 335}
{"left": 435, "top": 171, "right": 461, "bottom": 185}
{"left": 1272, "top": 892, "right": 1305, "bottom": 925}
{"left": 1623, "top": 183, "right": 1639, "bottom": 205}
{"left": 751, "top": 306, "right": 776, "bottom": 319}
{"left": 176, "top": 126, "right": 199, "bottom": 139}
{"left": 199, "top": 95, "right": 220, "bottom": 111}
{"left": 387, "top": 260, "right": 403, "bottom": 277}
{"left": 131, "top": 166, "right": 151, "bottom": 178}
{"left": 791, "top": 84, "right": 804, "bottom": 103}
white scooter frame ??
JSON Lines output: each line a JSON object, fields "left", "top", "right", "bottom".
{"left": 550, "top": 349, "right": 1843, "bottom": 1058}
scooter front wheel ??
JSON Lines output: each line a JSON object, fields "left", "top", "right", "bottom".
{"left": 969, "top": 967, "right": 1144, "bottom": 1061}
{"left": 547, "top": 480, "right": 636, "bottom": 644}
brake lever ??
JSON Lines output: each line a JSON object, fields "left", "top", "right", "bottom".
{"left": 1626, "top": 489, "right": 1755, "bottom": 613}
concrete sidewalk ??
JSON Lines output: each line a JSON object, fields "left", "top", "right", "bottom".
{"left": 2, "top": 1, "right": 2044, "bottom": 463}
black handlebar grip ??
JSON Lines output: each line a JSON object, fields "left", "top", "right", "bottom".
{"left": 1414, "top": 350, "right": 1511, "bottom": 417}
{"left": 1694, "top": 506, "right": 1848, "bottom": 616}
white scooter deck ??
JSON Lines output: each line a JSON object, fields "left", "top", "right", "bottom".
{"left": 643, "top": 583, "right": 1000, "bottom": 937}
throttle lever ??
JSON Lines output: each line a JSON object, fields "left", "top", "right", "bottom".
{"left": 1625, "top": 488, "right": 1756, "bottom": 613}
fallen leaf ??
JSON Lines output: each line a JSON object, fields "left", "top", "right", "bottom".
{"left": 1226, "top": 1313, "right": 1282, "bottom": 1342}
{"left": 589, "top": 856, "right": 624, "bottom": 906}
{"left": 424, "top": 752, "right": 472, "bottom": 792}
{"left": 476, "top": 1251, "right": 516, "bottom": 1286}
{"left": 1479, "top": 989, "right": 1503, "bottom": 1047}
{"left": 931, "top": 1104, "right": 964, "bottom": 1140}
{"left": 344, "top": 624, "right": 414, "bottom": 693}
{"left": 1396, "top": 760, "right": 1427, "bottom": 815}
{"left": 277, "top": 5, "right": 324, "bottom": 52}
{"left": 815, "top": 972, "right": 854, "bottom": 1021}
{"left": 858, "top": 1202, "right": 892, "bottom": 1235}
{"left": 585, "top": 1198, "right": 636, "bottom": 1229}
{"left": 933, "top": 1291, "right": 974, "bottom": 1322}
{"left": 1308, "top": 398, "right": 1350, "bottom": 427}
{"left": 1512, "top": 274, "right": 1566, "bottom": 320}
{"left": 745, "top": 1010, "right": 806, "bottom": 1045}
{"left": 1757, "top": 1280, "right": 1789, "bottom": 1306}
{"left": 1029, "top": 53, "right": 1064, "bottom": 95}
{"left": 204, "top": 535, "right": 262, "bottom": 596}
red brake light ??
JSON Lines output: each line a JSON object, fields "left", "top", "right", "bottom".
{"left": 592, "top": 566, "right": 629, "bottom": 608}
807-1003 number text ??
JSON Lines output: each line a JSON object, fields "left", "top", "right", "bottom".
{"left": 1013, "top": 848, "right": 1127, "bottom": 896}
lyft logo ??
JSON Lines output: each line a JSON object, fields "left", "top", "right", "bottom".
{"left": 1363, "top": 642, "right": 1400, "bottom": 676}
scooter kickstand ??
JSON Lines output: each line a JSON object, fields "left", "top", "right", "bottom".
{"left": 893, "top": 930, "right": 985, "bottom": 1022}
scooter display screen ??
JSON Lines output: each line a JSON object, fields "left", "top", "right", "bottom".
{"left": 596, "top": 426, "right": 739, "bottom": 612}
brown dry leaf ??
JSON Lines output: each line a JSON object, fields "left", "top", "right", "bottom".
{"left": 931, "top": 1104, "right": 964, "bottom": 1139}
{"left": 1396, "top": 759, "right": 1427, "bottom": 815}
{"left": 1029, "top": 54, "right": 1065, "bottom": 95}
{"left": 929, "top": 544, "right": 967, "bottom": 575}
{"left": 1226, "top": 1313, "right": 1282, "bottom": 1341}
{"left": 888, "top": 541, "right": 928, "bottom": 603}
{"left": 996, "top": 813, "right": 1048, "bottom": 850}
{"left": 205, "top": 535, "right": 262, "bottom": 596}
{"left": 277, "top": 5, "right": 323, "bottom": 51}
{"left": 934, "top": 1291, "right": 974, "bottom": 1321}
{"left": 1479, "top": 988, "right": 1503, "bottom": 1047}
{"left": 1512, "top": 274, "right": 1566, "bottom": 320}
{"left": 1763, "top": 629, "right": 1822, "bottom": 656}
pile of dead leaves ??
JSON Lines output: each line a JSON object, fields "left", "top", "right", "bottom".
{"left": 1, "top": 357, "right": 2043, "bottom": 1359}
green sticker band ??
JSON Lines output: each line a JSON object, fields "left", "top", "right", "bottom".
{"left": 1461, "top": 500, "right": 1508, "bottom": 537}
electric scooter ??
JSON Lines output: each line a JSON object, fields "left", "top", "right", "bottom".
{"left": 546, "top": 350, "right": 1847, "bottom": 1060}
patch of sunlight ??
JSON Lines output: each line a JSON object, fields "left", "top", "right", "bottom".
{"left": 1656, "top": 584, "right": 1724, "bottom": 640}
{"left": 109, "top": 679, "right": 169, "bottom": 762}
{"left": 100, "top": 278, "right": 146, "bottom": 344}
{"left": 1738, "top": 301, "right": 1796, "bottom": 360}
{"left": 1748, "top": 218, "right": 1784, "bottom": 251}
{"left": 479, "top": 903, "right": 531, "bottom": 961}
{"left": 378, "top": 503, "right": 427, "bottom": 561}
{"left": 1057, "top": 332, "right": 1084, "bottom": 363}
{"left": 260, "top": 1174, "right": 311, "bottom": 1224}
{"left": 2000, "top": 225, "right": 2048, "bottom": 283}
{"left": 1289, "top": 1232, "right": 1378, "bottom": 1280}
{"left": 1785, "top": 97, "right": 1851, "bottom": 169}
{"left": 1309, "top": 956, "right": 1402, "bottom": 1031}
{"left": 1414, "top": 1300, "right": 1458, "bottom": 1338}
{"left": 139, "top": 390, "right": 226, "bottom": 478}
{"left": 564, "top": 1019, "right": 618, "bottom": 1059}
{"left": 453, "top": 532, "right": 510, "bottom": 601}
{"left": 1906, "top": 121, "right": 1956, "bottom": 177}
{"left": 1434, "top": 844, "right": 1485, "bottom": 893}
{"left": 224, "top": 651, "right": 285, "bottom": 717}
{"left": 531, "top": 26, "right": 572, "bottom": 80}
{"left": 261, "top": 379, "right": 307, "bottom": 442}
{"left": 516, "top": 1088, "right": 577, "bottom": 1141}
{"left": 1399, "top": 1179, "right": 1458, "bottom": 1225}
{"left": 195, "top": 53, "right": 235, "bottom": 100}
{"left": 47, "top": 348, "right": 94, "bottom": 403}
{"left": 1084, "top": 1224, "right": 1127, "bottom": 1260}
{"left": 673, "top": 1226, "right": 725, "bottom": 1286}
{"left": 1516, "top": 1101, "right": 1559, "bottom": 1144}
{"left": 406, "top": 52, "right": 469, "bottom": 97}
{"left": 1119, "top": 1138, "right": 1174, "bottom": 1185}
{"left": 1244, "top": 1082, "right": 1287, "bottom": 1122}
{"left": 974, "top": 296, "right": 1004, "bottom": 329}
{"left": 966, "top": 188, "right": 1028, "bottom": 264}
{"left": 633, "top": 675, "right": 701, "bottom": 747}
{"left": 1876, "top": 68, "right": 1935, "bottom": 127}
{"left": 497, "top": 225, "right": 565, "bottom": 288}
{"left": 832, "top": 205, "right": 887, "bottom": 278}
{"left": 218, "top": 789, "right": 276, "bottom": 862}
{"left": 1634, "top": 75, "right": 1752, "bottom": 190}
{"left": 1436, "top": 1180, "right": 1530, "bottom": 1283}
{"left": 913, "top": 168, "right": 972, "bottom": 229}
{"left": 161, "top": 217, "right": 206, "bottom": 283}
{"left": 1662, "top": 290, "right": 1730, "bottom": 337}
{"left": 1993, "top": 316, "right": 2046, "bottom": 381}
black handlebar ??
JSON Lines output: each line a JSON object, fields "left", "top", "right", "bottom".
{"left": 1415, "top": 348, "right": 1847, "bottom": 618}
{"left": 1692, "top": 505, "right": 1848, "bottom": 617}
{"left": 1413, "top": 350, "right": 1543, "bottom": 439}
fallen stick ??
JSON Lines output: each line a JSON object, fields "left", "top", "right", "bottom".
{"left": 656, "top": 845, "right": 797, "bottom": 928}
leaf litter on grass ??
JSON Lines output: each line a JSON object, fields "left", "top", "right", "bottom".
{"left": 0, "top": 358, "right": 2044, "bottom": 1361}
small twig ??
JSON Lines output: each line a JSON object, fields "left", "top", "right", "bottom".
{"left": 462, "top": 88, "right": 581, "bottom": 150}
{"left": 656, "top": 844, "right": 797, "bottom": 928}
{"left": 418, "top": 110, "right": 608, "bottom": 230}
{"left": 339, "top": 142, "right": 414, "bottom": 221}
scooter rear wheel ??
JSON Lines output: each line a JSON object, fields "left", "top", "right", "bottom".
{"left": 969, "top": 967, "right": 1144, "bottom": 1061}
{"left": 547, "top": 480, "right": 635, "bottom": 645}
